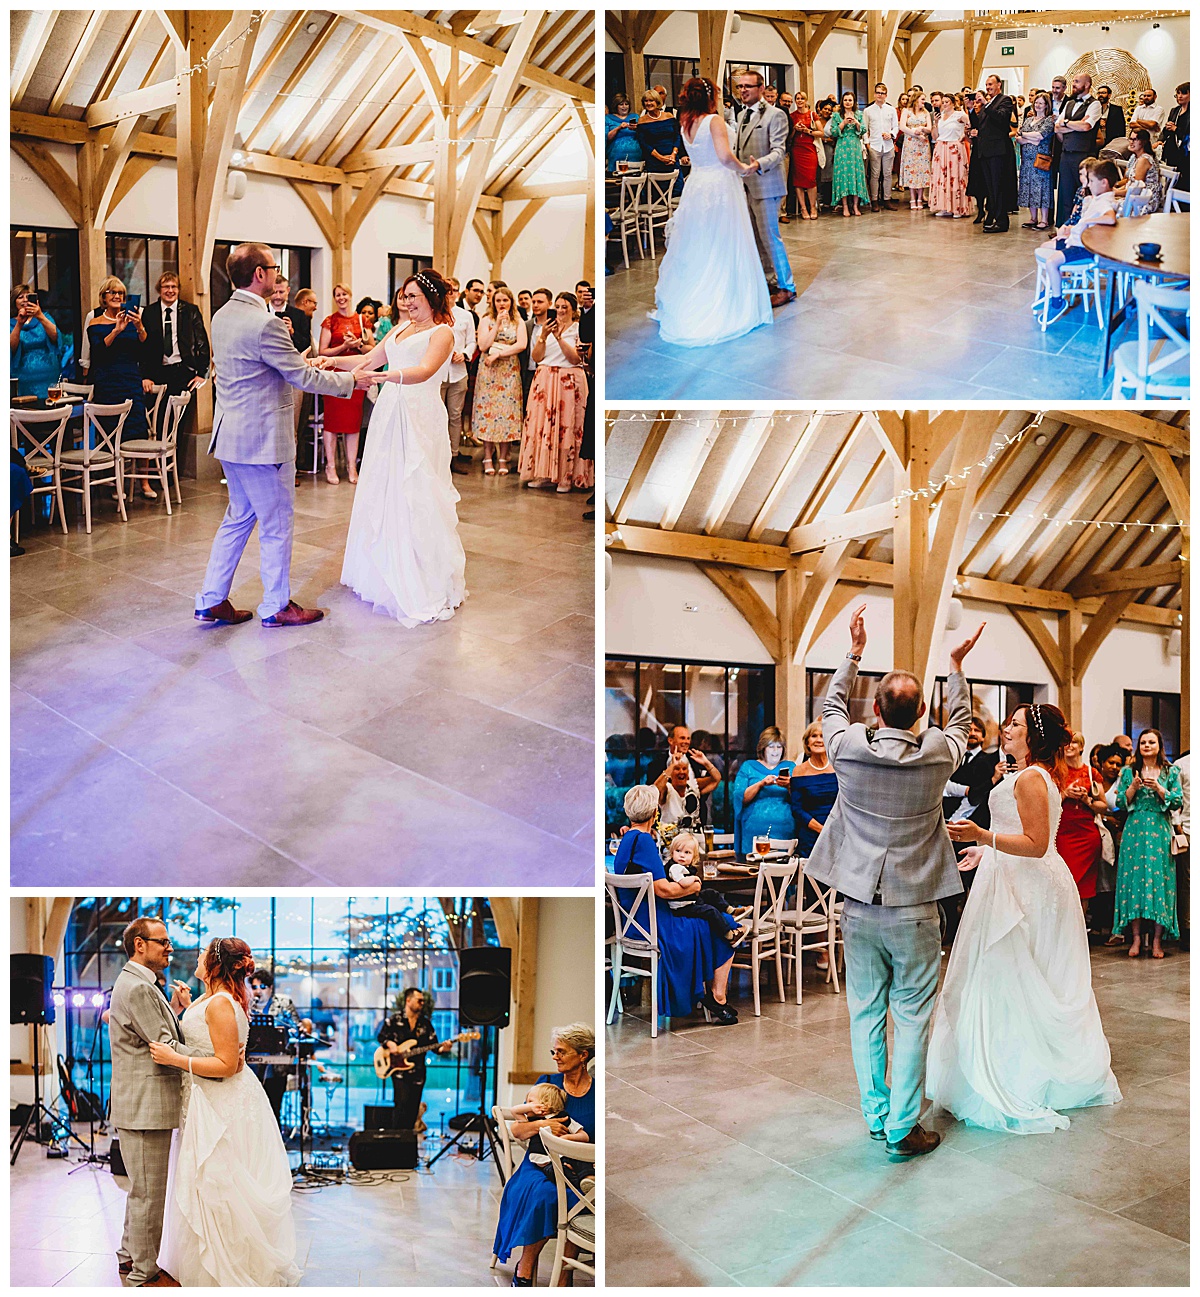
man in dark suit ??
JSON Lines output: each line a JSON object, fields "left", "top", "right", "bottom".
{"left": 520, "top": 287, "right": 553, "bottom": 414}
{"left": 140, "top": 271, "right": 210, "bottom": 404}
{"left": 1162, "top": 81, "right": 1190, "bottom": 198}
{"left": 974, "top": 75, "right": 1016, "bottom": 232}
{"left": 940, "top": 716, "right": 1001, "bottom": 945}
{"left": 1094, "top": 85, "right": 1127, "bottom": 153}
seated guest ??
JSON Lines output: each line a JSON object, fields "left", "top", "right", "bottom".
{"left": 1129, "top": 88, "right": 1166, "bottom": 141}
{"left": 652, "top": 724, "right": 721, "bottom": 820}
{"left": 830, "top": 91, "right": 869, "bottom": 216}
{"left": 660, "top": 758, "right": 703, "bottom": 829}
{"left": 606, "top": 92, "right": 643, "bottom": 172}
{"left": 1017, "top": 92, "right": 1056, "bottom": 229}
{"left": 1114, "top": 130, "right": 1165, "bottom": 211}
{"left": 1161, "top": 82, "right": 1189, "bottom": 195}
{"left": 1059, "top": 731, "right": 1107, "bottom": 912}
{"left": 509, "top": 1083, "right": 590, "bottom": 1188}
{"left": 789, "top": 720, "right": 839, "bottom": 858}
{"left": 11, "top": 448, "right": 32, "bottom": 556}
{"left": 732, "top": 726, "right": 796, "bottom": 858}
{"left": 1035, "top": 157, "right": 1119, "bottom": 318}
{"left": 88, "top": 276, "right": 156, "bottom": 499}
{"left": 665, "top": 831, "right": 745, "bottom": 944}
{"left": 1095, "top": 84, "right": 1127, "bottom": 151}
{"left": 614, "top": 786, "right": 738, "bottom": 1023}
{"left": 10, "top": 284, "right": 61, "bottom": 398}
{"left": 492, "top": 1025, "right": 595, "bottom": 1285}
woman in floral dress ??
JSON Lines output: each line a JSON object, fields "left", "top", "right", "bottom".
{"left": 1017, "top": 92, "right": 1056, "bottom": 229}
{"left": 930, "top": 93, "right": 972, "bottom": 217}
{"left": 519, "top": 292, "right": 591, "bottom": 492}
{"left": 472, "top": 285, "right": 527, "bottom": 475}
{"left": 1113, "top": 729, "right": 1183, "bottom": 958}
{"left": 829, "top": 91, "right": 868, "bottom": 217}
{"left": 900, "top": 97, "right": 933, "bottom": 207}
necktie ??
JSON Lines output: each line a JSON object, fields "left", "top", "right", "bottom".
{"left": 164, "top": 306, "right": 173, "bottom": 358}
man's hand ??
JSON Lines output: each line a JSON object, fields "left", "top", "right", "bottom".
{"left": 188, "top": 376, "right": 205, "bottom": 390}
{"left": 353, "top": 368, "right": 375, "bottom": 389}
{"left": 170, "top": 982, "right": 192, "bottom": 1013}
{"left": 848, "top": 603, "right": 867, "bottom": 655}
{"left": 949, "top": 622, "right": 986, "bottom": 672}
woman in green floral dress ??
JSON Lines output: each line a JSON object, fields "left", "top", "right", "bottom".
{"left": 829, "top": 91, "right": 868, "bottom": 216}
{"left": 1113, "top": 729, "right": 1183, "bottom": 958}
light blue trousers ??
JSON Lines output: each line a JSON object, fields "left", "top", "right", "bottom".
{"left": 197, "top": 460, "right": 295, "bottom": 620}
{"left": 839, "top": 897, "right": 941, "bottom": 1142}
{"left": 747, "top": 195, "right": 795, "bottom": 293}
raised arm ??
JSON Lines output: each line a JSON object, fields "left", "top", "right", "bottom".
{"left": 822, "top": 604, "right": 867, "bottom": 759}
{"left": 147, "top": 996, "right": 241, "bottom": 1078}
{"left": 941, "top": 622, "right": 985, "bottom": 767}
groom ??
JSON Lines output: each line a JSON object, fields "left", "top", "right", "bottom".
{"left": 109, "top": 917, "right": 223, "bottom": 1287}
{"left": 805, "top": 606, "right": 983, "bottom": 1161}
{"left": 194, "top": 242, "right": 370, "bottom": 628}
{"left": 731, "top": 68, "right": 796, "bottom": 307}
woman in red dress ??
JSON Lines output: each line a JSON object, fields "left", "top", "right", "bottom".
{"left": 789, "top": 92, "right": 820, "bottom": 220}
{"left": 318, "top": 284, "right": 368, "bottom": 484}
{"left": 1056, "top": 730, "right": 1107, "bottom": 908}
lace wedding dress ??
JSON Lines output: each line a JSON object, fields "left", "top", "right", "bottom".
{"left": 158, "top": 992, "right": 301, "bottom": 1286}
{"left": 926, "top": 764, "right": 1122, "bottom": 1134}
{"left": 340, "top": 323, "right": 468, "bottom": 625}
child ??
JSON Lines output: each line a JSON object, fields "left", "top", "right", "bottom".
{"left": 665, "top": 832, "right": 749, "bottom": 946}
{"left": 1034, "top": 157, "right": 1120, "bottom": 319}
{"left": 511, "top": 1083, "right": 591, "bottom": 1192}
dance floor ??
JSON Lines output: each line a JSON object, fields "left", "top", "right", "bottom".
{"left": 607, "top": 945, "right": 1189, "bottom": 1286}
{"left": 8, "top": 1128, "right": 563, "bottom": 1286}
{"left": 605, "top": 206, "right": 1117, "bottom": 402}
{"left": 11, "top": 455, "right": 594, "bottom": 885}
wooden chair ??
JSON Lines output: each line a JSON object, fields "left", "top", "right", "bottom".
{"left": 10, "top": 406, "right": 73, "bottom": 536}
{"left": 58, "top": 401, "right": 132, "bottom": 533}
{"left": 120, "top": 390, "right": 189, "bottom": 512}
{"left": 609, "top": 173, "right": 647, "bottom": 269}
{"left": 541, "top": 1129, "right": 596, "bottom": 1288}
{"left": 638, "top": 170, "right": 678, "bottom": 259}
{"left": 730, "top": 858, "right": 799, "bottom": 1016}
{"left": 1112, "top": 280, "right": 1190, "bottom": 400}
{"left": 143, "top": 381, "right": 167, "bottom": 438}
{"left": 605, "top": 871, "right": 661, "bottom": 1036}
{"left": 782, "top": 876, "right": 843, "bottom": 1004}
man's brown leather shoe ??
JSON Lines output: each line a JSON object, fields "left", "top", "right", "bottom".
{"left": 770, "top": 289, "right": 797, "bottom": 308}
{"left": 194, "top": 599, "right": 252, "bottom": 626}
{"left": 140, "top": 1272, "right": 181, "bottom": 1286}
{"left": 261, "top": 600, "right": 325, "bottom": 628}
{"left": 883, "top": 200, "right": 897, "bottom": 211}
{"left": 870, "top": 201, "right": 880, "bottom": 212}
{"left": 885, "top": 1123, "right": 941, "bottom": 1161}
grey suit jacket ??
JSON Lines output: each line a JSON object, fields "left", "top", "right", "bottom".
{"left": 804, "top": 658, "right": 972, "bottom": 906}
{"left": 734, "top": 101, "right": 789, "bottom": 201}
{"left": 107, "top": 962, "right": 213, "bottom": 1131}
{"left": 209, "top": 290, "right": 354, "bottom": 464}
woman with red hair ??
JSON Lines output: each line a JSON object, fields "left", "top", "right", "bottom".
{"left": 928, "top": 703, "right": 1122, "bottom": 1134}
{"left": 148, "top": 937, "right": 300, "bottom": 1285}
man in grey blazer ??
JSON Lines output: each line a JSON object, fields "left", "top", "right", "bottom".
{"left": 731, "top": 68, "right": 796, "bottom": 307}
{"left": 195, "top": 243, "right": 369, "bottom": 629}
{"left": 805, "top": 606, "right": 984, "bottom": 1161}
{"left": 108, "top": 916, "right": 223, "bottom": 1286}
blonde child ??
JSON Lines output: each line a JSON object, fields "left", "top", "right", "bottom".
{"left": 665, "top": 832, "right": 748, "bottom": 945}
{"left": 510, "top": 1082, "right": 591, "bottom": 1189}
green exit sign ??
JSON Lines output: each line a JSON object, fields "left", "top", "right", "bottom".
{"left": 1002, "top": 45, "right": 1015, "bottom": 55}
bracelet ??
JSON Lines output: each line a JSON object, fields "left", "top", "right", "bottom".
{"left": 188, "top": 1056, "right": 193, "bottom": 1074}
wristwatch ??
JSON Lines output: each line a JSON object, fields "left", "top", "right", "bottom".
{"left": 846, "top": 653, "right": 862, "bottom": 662}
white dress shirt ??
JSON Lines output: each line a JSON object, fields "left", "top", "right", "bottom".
{"left": 447, "top": 305, "right": 476, "bottom": 384}
{"left": 1129, "top": 100, "right": 1166, "bottom": 132}
{"left": 863, "top": 102, "right": 899, "bottom": 152}
{"left": 161, "top": 302, "right": 182, "bottom": 365}
{"left": 1055, "top": 96, "right": 1103, "bottom": 132}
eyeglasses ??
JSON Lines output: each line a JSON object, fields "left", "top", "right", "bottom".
{"left": 259, "top": 263, "right": 279, "bottom": 272}
{"left": 549, "top": 1047, "right": 577, "bottom": 1058}
{"left": 142, "top": 937, "right": 172, "bottom": 947}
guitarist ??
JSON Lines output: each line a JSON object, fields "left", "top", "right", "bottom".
{"left": 376, "top": 988, "right": 451, "bottom": 1131}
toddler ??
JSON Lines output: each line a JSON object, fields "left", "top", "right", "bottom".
{"left": 511, "top": 1083, "right": 591, "bottom": 1191}
{"left": 1034, "top": 157, "right": 1120, "bottom": 317}
{"left": 665, "top": 833, "right": 748, "bottom": 946}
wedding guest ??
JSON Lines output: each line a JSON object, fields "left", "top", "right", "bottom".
{"left": 10, "top": 284, "right": 61, "bottom": 398}
{"left": 1094, "top": 84, "right": 1127, "bottom": 152}
{"left": 615, "top": 785, "right": 738, "bottom": 1023}
{"left": 816, "top": 97, "right": 837, "bottom": 209}
{"left": 1092, "top": 742, "right": 1127, "bottom": 941}
{"left": 88, "top": 276, "right": 157, "bottom": 499}
{"left": 1054, "top": 74, "right": 1101, "bottom": 225}
{"left": 576, "top": 288, "right": 594, "bottom": 519}
{"left": 789, "top": 91, "right": 821, "bottom": 219}
{"left": 1113, "top": 729, "right": 1183, "bottom": 958}
{"left": 930, "top": 92, "right": 971, "bottom": 216}
{"left": 1113, "top": 732, "right": 1135, "bottom": 762}
{"left": 940, "top": 715, "right": 1000, "bottom": 944}
{"left": 637, "top": 90, "right": 682, "bottom": 173}
{"left": 764, "top": 85, "right": 779, "bottom": 107}
{"left": 863, "top": 83, "right": 899, "bottom": 212}
{"left": 1059, "top": 731, "right": 1106, "bottom": 908}
{"left": 975, "top": 75, "right": 1017, "bottom": 231}
{"left": 652, "top": 84, "right": 672, "bottom": 112}
{"left": 473, "top": 285, "right": 526, "bottom": 475}
{"left": 443, "top": 285, "right": 477, "bottom": 476}
{"left": 520, "top": 288, "right": 551, "bottom": 412}
{"left": 789, "top": 720, "right": 838, "bottom": 858}
{"left": 1128, "top": 88, "right": 1165, "bottom": 141}
{"left": 520, "top": 292, "right": 588, "bottom": 493}
{"left": 318, "top": 283, "right": 367, "bottom": 484}
{"left": 966, "top": 90, "right": 987, "bottom": 221}
{"left": 1035, "top": 158, "right": 1119, "bottom": 317}
{"left": 517, "top": 289, "right": 533, "bottom": 321}
{"left": 1048, "top": 74, "right": 1068, "bottom": 221}
{"left": 830, "top": 90, "right": 868, "bottom": 216}
{"left": 1161, "top": 82, "right": 1189, "bottom": 195}
{"left": 894, "top": 91, "right": 910, "bottom": 186}
{"left": 355, "top": 297, "right": 381, "bottom": 341}
{"left": 778, "top": 90, "right": 797, "bottom": 220}
{"left": 1017, "top": 91, "right": 1056, "bottom": 228}
{"left": 1175, "top": 751, "right": 1190, "bottom": 950}
{"left": 1114, "top": 130, "right": 1165, "bottom": 211}
{"left": 606, "top": 92, "right": 642, "bottom": 172}
{"left": 652, "top": 724, "right": 722, "bottom": 823}
{"left": 290, "top": 289, "right": 319, "bottom": 479}
{"left": 140, "top": 270, "right": 210, "bottom": 455}
{"left": 732, "top": 726, "right": 796, "bottom": 859}
{"left": 286, "top": 286, "right": 315, "bottom": 352}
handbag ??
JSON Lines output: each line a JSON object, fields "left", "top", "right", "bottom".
{"left": 814, "top": 136, "right": 826, "bottom": 168}
{"left": 1034, "top": 152, "right": 1052, "bottom": 170}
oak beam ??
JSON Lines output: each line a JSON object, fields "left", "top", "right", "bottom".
{"left": 1012, "top": 608, "right": 1067, "bottom": 686}
{"left": 11, "top": 11, "right": 58, "bottom": 109}
{"left": 1049, "top": 409, "right": 1189, "bottom": 457}
{"left": 607, "top": 522, "right": 790, "bottom": 571}
{"left": 787, "top": 501, "right": 895, "bottom": 554}
{"left": 1075, "top": 591, "right": 1139, "bottom": 677}
{"left": 698, "top": 564, "right": 780, "bottom": 659}
{"left": 1068, "top": 561, "right": 1184, "bottom": 597}
{"left": 11, "top": 140, "right": 81, "bottom": 225}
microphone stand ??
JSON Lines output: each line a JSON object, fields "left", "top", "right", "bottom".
{"left": 69, "top": 1001, "right": 110, "bottom": 1172}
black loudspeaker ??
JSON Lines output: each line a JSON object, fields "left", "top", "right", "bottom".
{"left": 348, "top": 1128, "right": 418, "bottom": 1170}
{"left": 458, "top": 946, "right": 511, "bottom": 1028}
{"left": 11, "top": 954, "right": 54, "bottom": 1025}
{"left": 363, "top": 1104, "right": 397, "bottom": 1130}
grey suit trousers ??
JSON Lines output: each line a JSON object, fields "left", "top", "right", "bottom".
{"left": 839, "top": 898, "right": 941, "bottom": 1141}
{"left": 116, "top": 1126, "right": 173, "bottom": 1284}
{"left": 866, "top": 147, "right": 894, "bottom": 202}
{"left": 746, "top": 195, "right": 795, "bottom": 294}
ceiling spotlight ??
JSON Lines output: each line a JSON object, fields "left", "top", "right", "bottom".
{"left": 1153, "top": 21, "right": 1160, "bottom": 27}
{"left": 1034, "top": 433, "right": 1048, "bottom": 446}
{"left": 305, "top": 20, "right": 321, "bottom": 34}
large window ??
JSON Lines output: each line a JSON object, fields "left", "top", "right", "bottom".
{"left": 1124, "top": 690, "right": 1181, "bottom": 760}
{"left": 605, "top": 656, "right": 775, "bottom": 835}
{"left": 208, "top": 241, "right": 312, "bottom": 314}
{"left": 387, "top": 252, "right": 434, "bottom": 309}
{"left": 58, "top": 897, "right": 499, "bottom": 1140}
{"left": 837, "top": 67, "right": 869, "bottom": 108}
{"left": 603, "top": 55, "right": 788, "bottom": 111}
{"left": 11, "top": 225, "right": 81, "bottom": 374}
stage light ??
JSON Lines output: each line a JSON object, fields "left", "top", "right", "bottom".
{"left": 72, "top": 993, "right": 85, "bottom": 1007}
{"left": 53, "top": 992, "right": 66, "bottom": 1008}
{"left": 91, "top": 993, "right": 105, "bottom": 1008}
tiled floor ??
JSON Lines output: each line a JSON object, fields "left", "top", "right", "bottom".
{"left": 11, "top": 455, "right": 595, "bottom": 885}
{"left": 606, "top": 945, "right": 1189, "bottom": 1286}
{"left": 605, "top": 205, "right": 1122, "bottom": 401}
{"left": 9, "top": 1128, "right": 566, "bottom": 1286}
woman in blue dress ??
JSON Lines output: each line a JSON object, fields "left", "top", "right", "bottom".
{"left": 606, "top": 92, "right": 643, "bottom": 173}
{"left": 732, "top": 726, "right": 796, "bottom": 858}
{"left": 789, "top": 719, "right": 840, "bottom": 858}
{"left": 87, "top": 277, "right": 156, "bottom": 500}
{"left": 615, "top": 784, "right": 737, "bottom": 1024}
{"left": 493, "top": 1024, "right": 595, "bottom": 1285}
{"left": 10, "top": 284, "right": 61, "bottom": 398}
{"left": 1016, "top": 91, "right": 1055, "bottom": 229}
{"left": 636, "top": 90, "right": 684, "bottom": 176}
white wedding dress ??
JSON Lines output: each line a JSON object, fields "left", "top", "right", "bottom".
{"left": 158, "top": 993, "right": 300, "bottom": 1286}
{"left": 340, "top": 324, "right": 467, "bottom": 625}
{"left": 652, "top": 113, "right": 773, "bottom": 347}
{"left": 926, "top": 765, "right": 1122, "bottom": 1134}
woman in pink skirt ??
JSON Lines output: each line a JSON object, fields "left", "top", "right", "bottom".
{"left": 930, "top": 92, "right": 972, "bottom": 217}
{"left": 519, "top": 292, "right": 592, "bottom": 492}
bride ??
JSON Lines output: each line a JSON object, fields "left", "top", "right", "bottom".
{"left": 928, "top": 703, "right": 1122, "bottom": 1134}
{"left": 149, "top": 938, "right": 300, "bottom": 1286}
{"left": 333, "top": 269, "right": 467, "bottom": 625}
{"left": 652, "top": 76, "right": 773, "bottom": 347}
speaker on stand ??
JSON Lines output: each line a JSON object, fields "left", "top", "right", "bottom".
{"left": 426, "top": 946, "right": 510, "bottom": 1176}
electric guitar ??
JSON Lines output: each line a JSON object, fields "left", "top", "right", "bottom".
{"left": 373, "top": 1030, "right": 479, "bottom": 1079}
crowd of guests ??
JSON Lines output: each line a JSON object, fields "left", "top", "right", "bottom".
{"left": 11, "top": 267, "right": 596, "bottom": 535}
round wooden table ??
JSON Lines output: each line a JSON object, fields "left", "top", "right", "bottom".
{"left": 1082, "top": 212, "right": 1190, "bottom": 378}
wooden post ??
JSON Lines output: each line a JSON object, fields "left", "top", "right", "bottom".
{"left": 331, "top": 181, "right": 353, "bottom": 287}
{"left": 511, "top": 897, "right": 540, "bottom": 1086}
{"left": 774, "top": 561, "right": 805, "bottom": 747}
{"left": 75, "top": 140, "right": 106, "bottom": 345}
{"left": 697, "top": 10, "right": 734, "bottom": 89}
{"left": 1058, "top": 607, "right": 1084, "bottom": 729}
{"left": 867, "top": 11, "right": 883, "bottom": 94}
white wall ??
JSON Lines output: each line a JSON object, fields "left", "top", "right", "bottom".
{"left": 10, "top": 898, "right": 67, "bottom": 1108}
{"left": 606, "top": 552, "right": 1181, "bottom": 751}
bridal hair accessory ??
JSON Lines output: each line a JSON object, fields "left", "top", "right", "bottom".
{"left": 1029, "top": 704, "right": 1045, "bottom": 741}
{"left": 415, "top": 273, "right": 440, "bottom": 297}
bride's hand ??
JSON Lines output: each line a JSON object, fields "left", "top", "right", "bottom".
{"left": 957, "top": 845, "right": 986, "bottom": 872}
{"left": 148, "top": 1040, "right": 179, "bottom": 1068}
{"left": 947, "top": 817, "right": 985, "bottom": 843}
